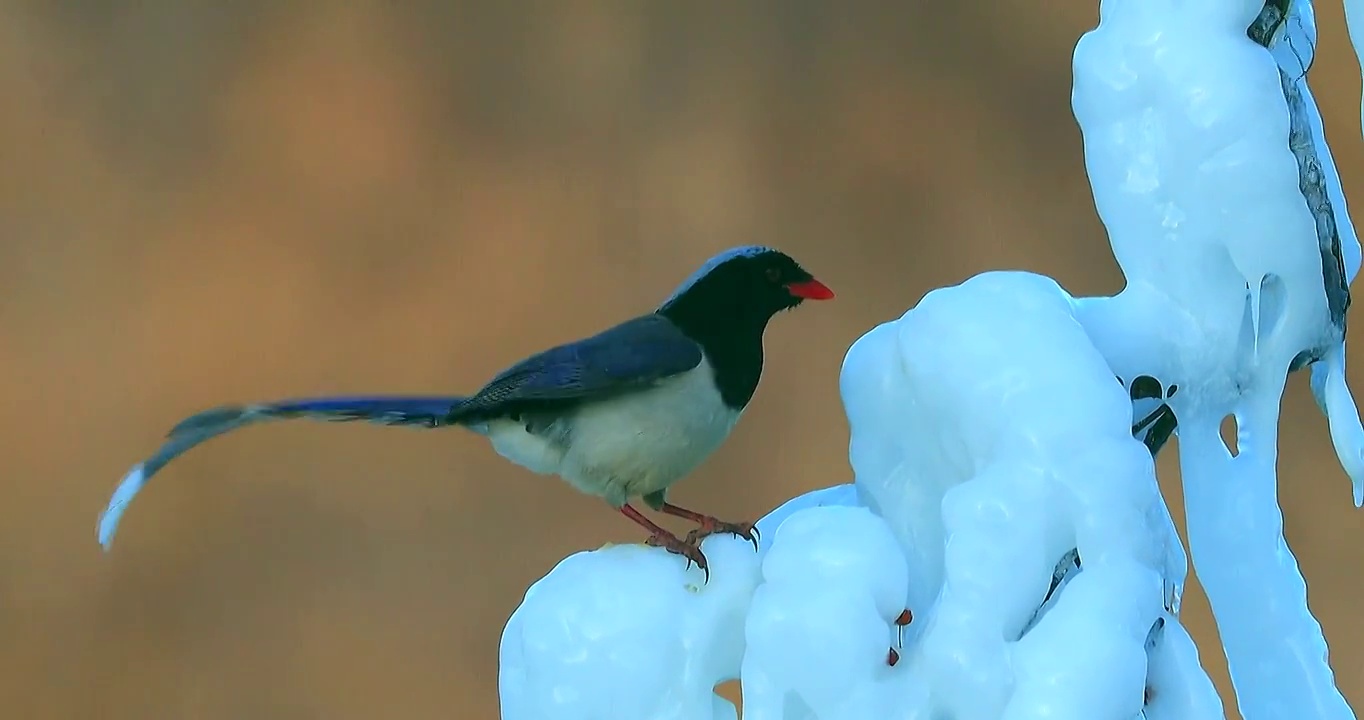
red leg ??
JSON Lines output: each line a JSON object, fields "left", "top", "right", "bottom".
{"left": 620, "top": 503, "right": 675, "bottom": 537}
{"left": 619, "top": 504, "right": 710, "bottom": 581}
{"left": 657, "top": 502, "right": 760, "bottom": 550}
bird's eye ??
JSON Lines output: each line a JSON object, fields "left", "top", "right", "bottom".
{"left": 765, "top": 267, "right": 783, "bottom": 282}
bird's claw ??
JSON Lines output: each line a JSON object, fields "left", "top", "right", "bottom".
{"left": 645, "top": 531, "right": 711, "bottom": 582}
{"left": 684, "top": 518, "right": 760, "bottom": 551}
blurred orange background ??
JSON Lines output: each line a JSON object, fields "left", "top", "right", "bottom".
{"left": 3, "top": 2, "right": 1362, "bottom": 718}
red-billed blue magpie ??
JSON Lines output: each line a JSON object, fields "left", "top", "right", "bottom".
{"left": 97, "top": 246, "right": 833, "bottom": 577}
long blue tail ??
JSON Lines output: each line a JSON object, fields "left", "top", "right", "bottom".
{"left": 97, "top": 395, "right": 467, "bottom": 550}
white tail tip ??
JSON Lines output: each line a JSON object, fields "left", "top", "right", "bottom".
{"left": 98, "top": 463, "right": 147, "bottom": 550}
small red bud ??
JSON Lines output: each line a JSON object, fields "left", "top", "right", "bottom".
{"left": 893, "top": 607, "right": 913, "bottom": 647}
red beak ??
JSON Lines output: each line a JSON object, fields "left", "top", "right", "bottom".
{"left": 785, "top": 278, "right": 835, "bottom": 300}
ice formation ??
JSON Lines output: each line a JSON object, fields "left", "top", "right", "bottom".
{"left": 498, "top": 0, "right": 1364, "bottom": 718}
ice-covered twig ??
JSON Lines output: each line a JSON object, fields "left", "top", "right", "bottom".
{"left": 1072, "top": 0, "right": 1360, "bottom": 716}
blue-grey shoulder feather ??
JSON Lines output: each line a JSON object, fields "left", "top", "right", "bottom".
{"left": 450, "top": 314, "right": 704, "bottom": 420}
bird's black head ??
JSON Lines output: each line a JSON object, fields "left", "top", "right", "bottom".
{"left": 656, "top": 245, "right": 833, "bottom": 330}
{"left": 656, "top": 245, "right": 832, "bottom": 409}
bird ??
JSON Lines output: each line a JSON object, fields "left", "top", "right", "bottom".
{"left": 96, "top": 245, "right": 834, "bottom": 578}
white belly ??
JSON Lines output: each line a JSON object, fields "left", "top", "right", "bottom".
{"left": 482, "top": 359, "right": 741, "bottom": 506}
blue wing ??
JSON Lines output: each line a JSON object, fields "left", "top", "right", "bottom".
{"left": 450, "top": 314, "right": 704, "bottom": 422}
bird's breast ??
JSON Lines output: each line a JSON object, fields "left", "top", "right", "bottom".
{"left": 482, "top": 359, "right": 742, "bottom": 503}
{"left": 566, "top": 359, "right": 740, "bottom": 490}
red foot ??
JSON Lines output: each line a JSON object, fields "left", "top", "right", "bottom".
{"left": 684, "top": 518, "right": 759, "bottom": 550}
{"left": 887, "top": 647, "right": 901, "bottom": 667}
{"left": 658, "top": 502, "right": 760, "bottom": 550}
{"left": 618, "top": 503, "right": 718, "bottom": 581}
{"left": 645, "top": 531, "right": 710, "bottom": 582}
